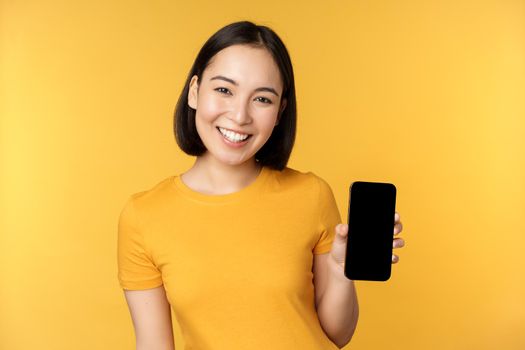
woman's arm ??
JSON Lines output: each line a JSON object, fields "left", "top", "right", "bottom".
{"left": 315, "top": 254, "right": 359, "bottom": 349}
{"left": 124, "top": 285, "right": 175, "bottom": 350}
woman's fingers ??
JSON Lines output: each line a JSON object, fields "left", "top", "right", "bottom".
{"left": 393, "top": 237, "right": 405, "bottom": 249}
{"left": 392, "top": 254, "right": 399, "bottom": 263}
{"left": 394, "top": 221, "right": 403, "bottom": 235}
{"left": 392, "top": 214, "right": 403, "bottom": 264}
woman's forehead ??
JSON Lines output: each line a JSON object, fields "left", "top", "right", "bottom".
{"left": 203, "top": 45, "right": 282, "bottom": 88}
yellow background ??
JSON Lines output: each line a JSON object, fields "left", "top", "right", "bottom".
{"left": 1, "top": 0, "right": 524, "bottom": 349}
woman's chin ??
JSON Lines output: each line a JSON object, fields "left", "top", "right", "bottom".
{"left": 215, "top": 154, "right": 256, "bottom": 167}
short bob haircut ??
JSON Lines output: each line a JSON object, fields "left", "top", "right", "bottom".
{"left": 173, "top": 20, "right": 297, "bottom": 171}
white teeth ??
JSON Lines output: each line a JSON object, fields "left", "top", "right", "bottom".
{"left": 218, "top": 127, "right": 250, "bottom": 142}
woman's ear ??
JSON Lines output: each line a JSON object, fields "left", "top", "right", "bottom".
{"left": 188, "top": 75, "right": 199, "bottom": 110}
{"left": 276, "top": 98, "right": 287, "bottom": 125}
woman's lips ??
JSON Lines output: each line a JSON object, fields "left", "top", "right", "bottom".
{"left": 217, "top": 126, "right": 252, "bottom": 136}
{"left": 217, "top": 127, "right": 252, "bottom": 147}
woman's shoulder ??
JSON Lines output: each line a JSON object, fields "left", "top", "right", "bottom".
{"left": 124, "top": 175, "right": 177, "bottom": 210}
{"left": 269, "top": 166, "right": 323, "bottom": 190}
{"left": 278, "top": 166, "right": 323, "bottom": 181}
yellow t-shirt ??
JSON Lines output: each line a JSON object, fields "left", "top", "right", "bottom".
{"left": 117, "top": 166, "right": 342, "bottom": 350}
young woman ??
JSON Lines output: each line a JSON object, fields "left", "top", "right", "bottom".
{"left": 118, "top": 20, "right": 404, "bottom": 350}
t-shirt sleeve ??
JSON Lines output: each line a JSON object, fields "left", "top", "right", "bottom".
{"left": 117, "top": 195, "right": 163, "bottom": 290}
{"left": 313, "top": 176, "right": 342, "bottom": 255}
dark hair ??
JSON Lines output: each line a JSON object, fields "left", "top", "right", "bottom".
{"left": 173, "top": 21, "right": 297, "bottom": 171}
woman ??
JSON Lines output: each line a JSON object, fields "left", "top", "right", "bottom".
{"left": 118, "top": 20, "right": 405, "bottom": 350}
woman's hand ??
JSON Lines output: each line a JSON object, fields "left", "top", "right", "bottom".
{"left": 391, "top": 211, "right": 404, "bottom": 263}
{"left": 328, "top": 211, "right": 405, "bottom": 271}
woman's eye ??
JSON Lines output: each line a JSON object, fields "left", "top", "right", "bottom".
{"left": 256, "top": 97, "right": 272, "bottom": 104}
{"left": 215, "top": 87, "right": 231, "bottom": 95}
{"left": 215, "top": 88, "right": 271, "bottom": 104}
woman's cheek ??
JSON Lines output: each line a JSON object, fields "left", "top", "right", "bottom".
{"left": 260, "top": 109, "right": 279, "bottom": 128}
{"left": 201, "top": 95, "right": 226, "bottom": 116}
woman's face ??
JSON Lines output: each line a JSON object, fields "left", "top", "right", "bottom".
{"left": 188, "top": 44, "right": 287, "bottom": 167}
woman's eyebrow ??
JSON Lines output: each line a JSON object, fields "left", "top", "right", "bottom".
{"left": 209, "top": 75, "right": 279, "bottom": 97}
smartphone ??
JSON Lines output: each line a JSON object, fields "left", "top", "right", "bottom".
{"left": 344, "top": 181, "right": 397, "bottom": 281}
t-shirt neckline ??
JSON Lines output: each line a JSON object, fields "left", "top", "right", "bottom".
{"left": 171, "top": 165, "right": 271, "bottom": 203}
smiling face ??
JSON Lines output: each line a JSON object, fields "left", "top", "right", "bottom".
{"left": 187, "top": 44, "right": 287, "bottom": 167}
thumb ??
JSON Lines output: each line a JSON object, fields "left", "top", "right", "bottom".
{"left": 334, "top": 223, "right": 348, "bottom": 243}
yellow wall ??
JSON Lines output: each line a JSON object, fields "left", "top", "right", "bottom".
{"left": 1, "top": 0, "right": 524, "bottom": 349}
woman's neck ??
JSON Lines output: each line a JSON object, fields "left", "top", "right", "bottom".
{"left": 181, "top": 156, "right": 262, "bottom": 195}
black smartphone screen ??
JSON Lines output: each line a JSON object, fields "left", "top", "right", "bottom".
{"left": 344, "top": 181, "right": 397, "bottom": 281}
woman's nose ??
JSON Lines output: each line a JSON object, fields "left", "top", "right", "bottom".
{"left": 230, "top": 99, "right": 251, "bottom": 124}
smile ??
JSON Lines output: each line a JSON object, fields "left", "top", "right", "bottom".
{"left": 217, "top": 127, "right": 252, "bottom": 143}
